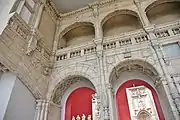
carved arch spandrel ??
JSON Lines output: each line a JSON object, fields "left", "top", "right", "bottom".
{"left": 46, "top": 63, "right": 99, "bottom": 101}
{"left": 108, "top": 59, "right": 162, "bottom": 84}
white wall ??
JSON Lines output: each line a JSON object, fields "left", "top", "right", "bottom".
{"left": 0, "top": 0, "right": 17, "bottom": 34}
{"left": 0, "top": 72, "right": 16, "bottom": 120}
{"left": 4, "top": 77, "right": 36, "bottom": 120}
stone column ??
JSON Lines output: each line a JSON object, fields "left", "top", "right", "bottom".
{"left": 39, "top": 100, "right": 46, "bottom": 120}
{"left": 107, "top": 84, "right": 115, "bottom": 120}
{"left": 44, "top": 101, "right": 49, "bottom": 120}
{"left": 34, "top": 100, "right": 42, "bottom": 120}
{"left": 134, "top": 0, "right": 150, "bottom": 26}
{"left": 90, "top": 4, "right": 103, "bottom": 40}
{"left": 50, "top": 19, "right": 61, "bottom": 67}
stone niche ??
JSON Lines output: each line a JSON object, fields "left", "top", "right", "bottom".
{"left": 102, "top": 14, "right": 142, "bottom": 37}
{"left": 126, "top": 86, "right": 159, "bottom": 120}
{"left": 146, "top": 2, "right": 180, "bottom": 24}
{"left": 58, "top": 23, "right": 95, "bottom": 49}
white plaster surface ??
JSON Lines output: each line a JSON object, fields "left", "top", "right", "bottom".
{"left": 4, "top": 77, "right": 36, "bottom": 120}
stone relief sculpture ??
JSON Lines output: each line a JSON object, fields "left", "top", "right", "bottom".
{"left": 92, "top": 93, "right": 101, "bottom": 120}
{"left": 126, "top": 86, "right": 159, "bottom": 120}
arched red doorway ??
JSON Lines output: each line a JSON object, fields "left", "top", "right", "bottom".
{"left": 116, "top": 79, "right": 165, "bottom": 120}
{"left": 65, "top": 87, "right": 95, "bottom": 120}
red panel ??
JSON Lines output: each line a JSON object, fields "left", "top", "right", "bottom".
{"left": 116, "top": 80, "right": 165, "bottom": 120}
{"left": 65, "top": 87, "right": 95, "bottom": 120}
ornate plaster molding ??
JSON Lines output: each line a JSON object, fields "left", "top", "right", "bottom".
{"left": 46, "top": 0, "right": 115, "bottom": 18}
{"left": 52, "top": 76, "right": 84, "bottom": 104}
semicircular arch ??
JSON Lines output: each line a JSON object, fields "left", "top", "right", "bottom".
{"left": 145, "top": 0, "right": 180, "bottom": 13}
{"left": 108, "top": 59, "right": 161, "bottom": 84}
{"left": 47, "top": 63, "right": 99, "bottom": 101}
{"left": 101, "top": 9, "right": 140, "bottom": 26}
{"left": 59, "top": 22, "right": 95, "bottom": 39}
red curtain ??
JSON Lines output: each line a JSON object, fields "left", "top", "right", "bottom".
{"left": 65, "top": 87, "right": 95, "bottom": 120}
{"left": 116, "top": 79, "right": 165, "bottom": 120}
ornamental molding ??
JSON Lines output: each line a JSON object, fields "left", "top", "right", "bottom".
{"left": 45, "top": 1, "right": 59, "bottom": 22}
{"left": 46, "top": 0, "right": 115, "bottom": 18}
{"left": 59, "top": 22, "right": 95, "bottom": 39}
{"left": 8, "top": 12, "right": 31, "bottom": 40}
{"left": 52, "top": 76, "right": 86, "bottom": 104}
{"left": 109, "top": 59, "right": 159, "bottom": 83}
{"left": 101, "top": 9, "right": 139, "bottom": 25}
{"left": 7, "top": 13, "right": 52, "bottom": 60}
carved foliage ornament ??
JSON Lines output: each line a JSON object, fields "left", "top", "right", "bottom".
{"left": 52, "top": 76, "right": 89, "bottom": 104}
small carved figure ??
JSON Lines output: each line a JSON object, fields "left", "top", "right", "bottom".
{"left": 82, "top": 114, "right": 86, "bottom": 120}
{"left": 72, "top": 116, "right": 75, "bottom": 120}
{"left": 87, "top": 115, "right": 91, "bottom": 120}
{"left": 76, "top": 115, "right": 80, "bottom": 120}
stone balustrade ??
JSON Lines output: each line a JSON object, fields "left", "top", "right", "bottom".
{"left": 155, "top": 30, "right": 170, "bottom": 38}
{"left": 172, "top": 27, "right": 180, "bottom": 35}
{"left": 56, "top": 20, "right": 180, "bottom": 62}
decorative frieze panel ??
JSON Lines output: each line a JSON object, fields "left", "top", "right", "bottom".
{"left": 8, "top": 13, "right": 31, "bottom": 40}
{"left": 126, "top": 86, "right": 159, "bottom": 120}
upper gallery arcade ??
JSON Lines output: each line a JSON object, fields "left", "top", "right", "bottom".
{"left": 0, "top": 0, "right": 180, "bottom": 120}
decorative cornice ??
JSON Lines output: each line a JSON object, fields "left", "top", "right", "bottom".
{"left": 45, "top": 0, "right": 59, "bottom": 22}
{"left": 46, "top": 0, "right": 115, "bottom": 18}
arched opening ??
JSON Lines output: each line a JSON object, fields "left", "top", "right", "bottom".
{"left": 109, "top": 60, "right": 171, "bottom": 120}
{"left": 102, "top": 10, "right": 142, "bottom": 37}
{"left": 50, "top": 76, "right": 96, "bottom": 120}
{"left": 58, "top": 22, "right": 95, "bottom": 49}
{"left": 146, "top": 1, "right": 180, "bottom": 24}
{"left": 65, "top": 87, "right": 95, "bottom": 120}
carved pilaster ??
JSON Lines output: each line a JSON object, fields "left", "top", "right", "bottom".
{"left": 89, "top": 4, "right": 103, "bottom": 40}
{"left": 134, "top": 0, "right": 150, "bottom": 26}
